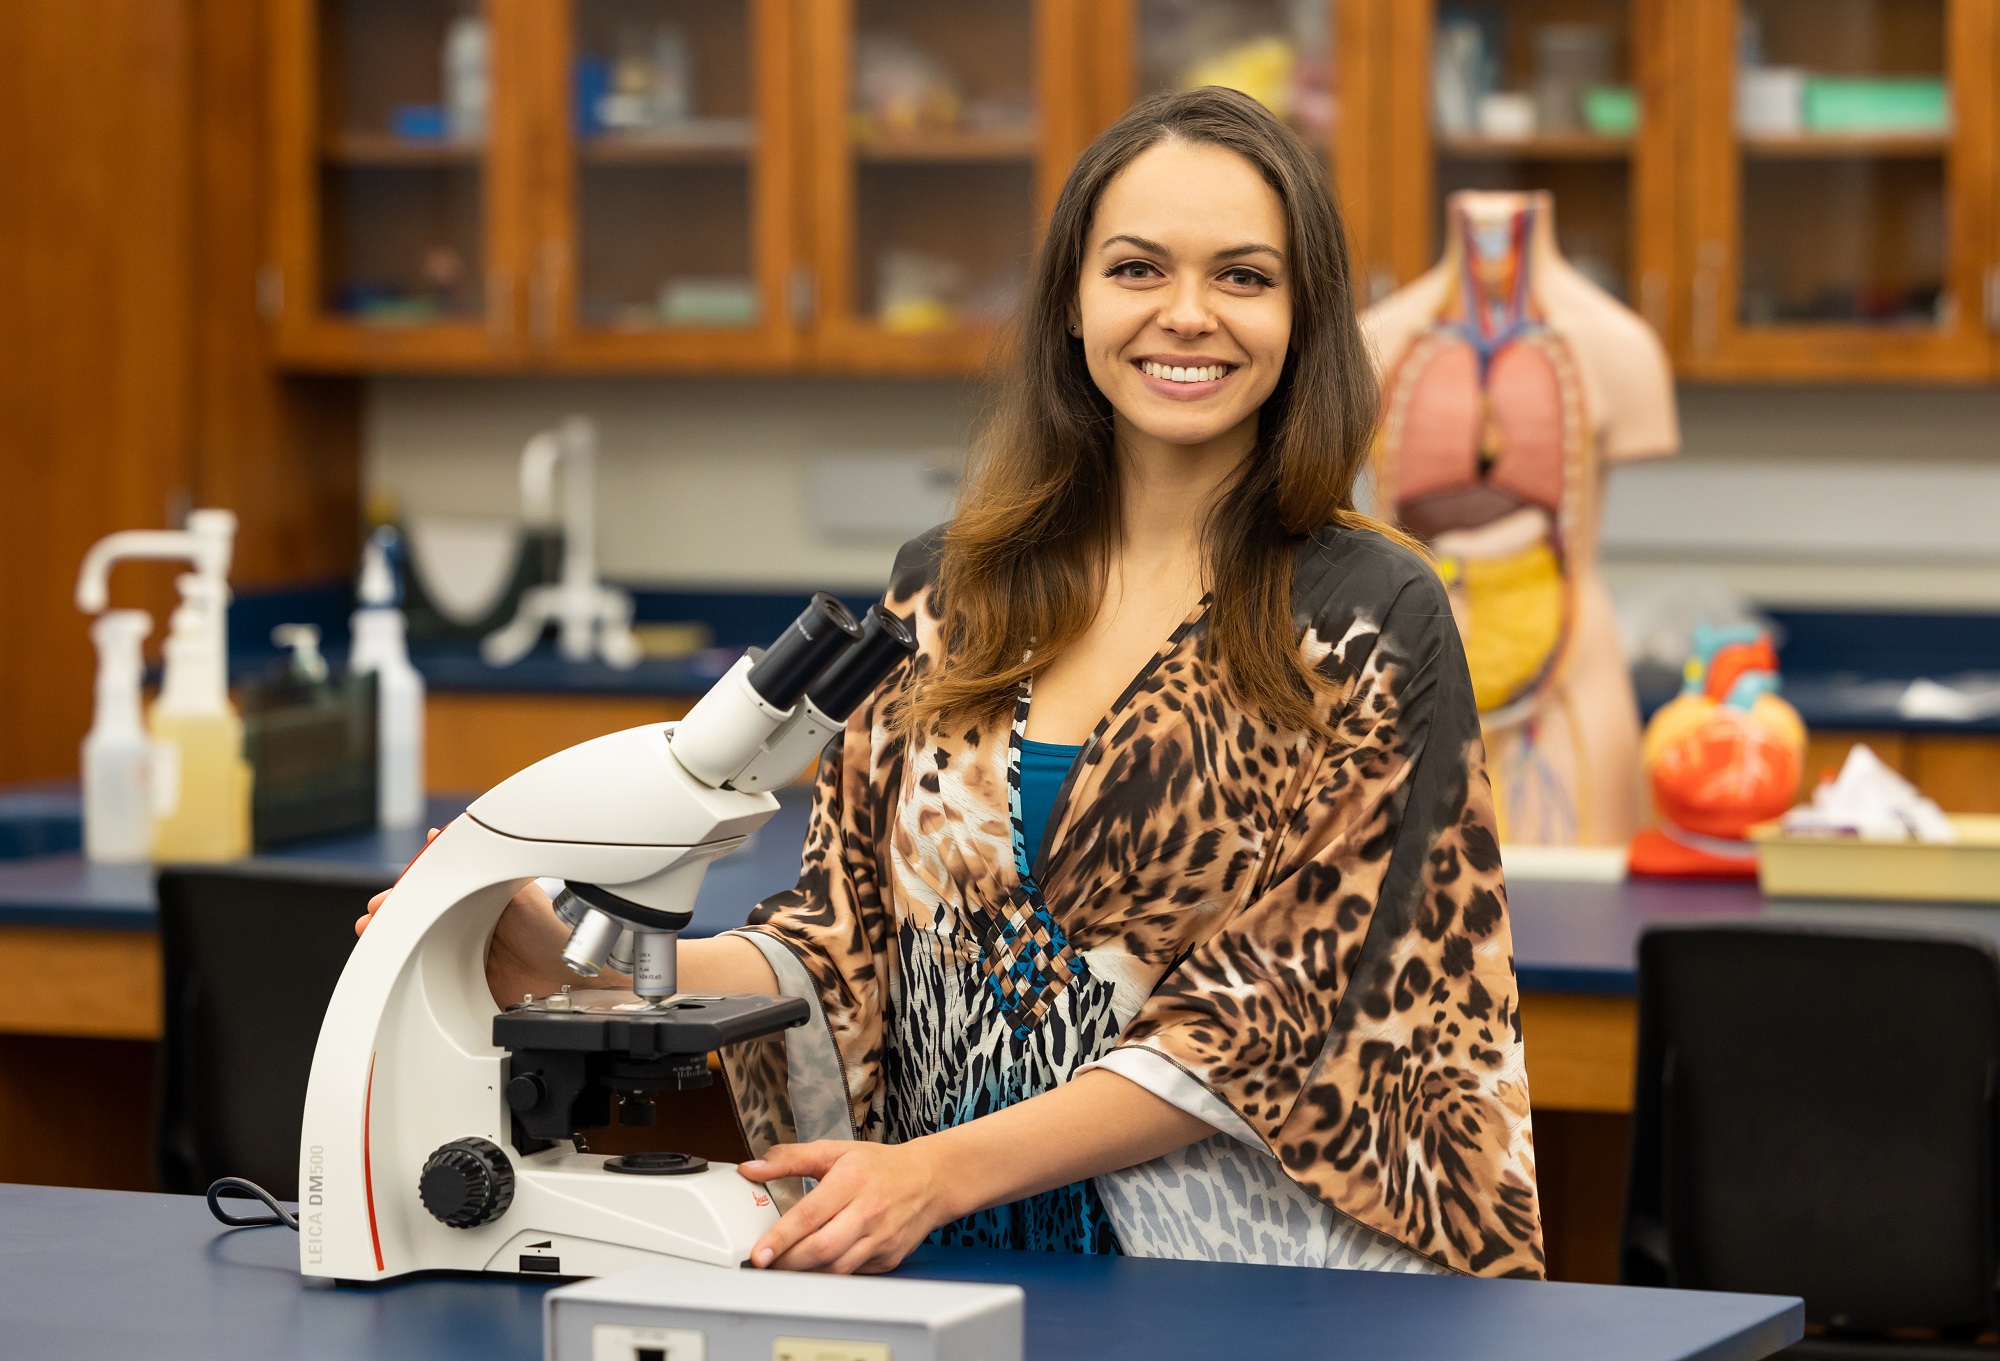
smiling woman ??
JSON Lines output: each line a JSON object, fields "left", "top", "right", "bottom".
{"left": 395, "top": 87, "right": 1543, "bottom": 1283}
{"left": 715, "top": 87, "right": 1543, "bottom": 1281}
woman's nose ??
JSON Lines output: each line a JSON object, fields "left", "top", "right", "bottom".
{"left": 1156, "top": 278, "right": 1215, "bottom": 336}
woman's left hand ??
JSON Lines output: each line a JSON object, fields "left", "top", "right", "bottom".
{"left": 737, "top": 1139, "right": 955, "bottom": 1274}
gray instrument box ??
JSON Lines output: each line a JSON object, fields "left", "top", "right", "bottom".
{"left": 545, "top": 1260, "right": 1024, "bottom": 1361}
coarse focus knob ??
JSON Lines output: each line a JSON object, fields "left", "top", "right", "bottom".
{"left": 418, "top": 1137, "right": 515, "bottom": 1229}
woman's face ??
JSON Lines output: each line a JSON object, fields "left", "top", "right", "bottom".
{"left": 1075, "top": 138, "right": 1292, "bottom": 451}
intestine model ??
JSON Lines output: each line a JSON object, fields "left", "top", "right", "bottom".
{"left": 1362, "top": 190, "right": 1678, "bottom": 847}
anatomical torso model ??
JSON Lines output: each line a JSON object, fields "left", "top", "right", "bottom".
{"left": 1362, "top": 191, "right": 1678, "bottom": 845}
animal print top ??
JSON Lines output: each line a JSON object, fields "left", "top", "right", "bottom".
{"left": 719, "top": 524, "right": 1544, "bottom": 1278}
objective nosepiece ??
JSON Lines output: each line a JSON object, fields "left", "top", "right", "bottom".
{"left": 745, "top": 593, "right": 860, "bottom": 711}
{"left": 806, "top": 604, "right": 917, "bottom": 722}
{"left": 559, "top": 906, "right": 622, "bottom": 979}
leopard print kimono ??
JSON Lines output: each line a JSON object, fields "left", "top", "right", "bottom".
{"left": 719, "top": 524, "right": 1544, "bottom": 1279}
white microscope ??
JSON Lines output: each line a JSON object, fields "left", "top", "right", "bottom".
{"left": 297, "top": 593, "right": 913, "bottom": 1284}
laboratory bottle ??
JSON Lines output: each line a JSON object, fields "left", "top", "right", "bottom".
{"left": 81, "top": 610, "right": 153, "bottom": 862}
{"left": 350, "top": 528, "right": 426, "bottom": 828}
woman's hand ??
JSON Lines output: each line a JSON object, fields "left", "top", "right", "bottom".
{"left": 355, "top": 828, "right": 441, "bottom": 936}
{"left": 353, "top": 828, "right": 574, "bottom": 1006}
{"left": 738, "top": 1139, "right": 957, "bottom": 1275}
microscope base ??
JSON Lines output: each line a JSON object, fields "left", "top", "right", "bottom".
{"left": 307, "top": 1150, "right": 781, "bottom": 1283}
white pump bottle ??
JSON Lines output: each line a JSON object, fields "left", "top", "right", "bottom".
{"left": 80, "top": 611, "right": 154, "bottom": 862}
{"left": 349, "top": 528, "right": 426, "bottom": 828}
{"left": 75, "top": 509, "right": 250, "bottom": 862}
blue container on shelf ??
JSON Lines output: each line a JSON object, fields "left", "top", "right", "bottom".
{"left": 390, "top": 103, "right": 449, "bottom": 140}
{"left": 574, "top": 57, "right": 611, "bottom": 137}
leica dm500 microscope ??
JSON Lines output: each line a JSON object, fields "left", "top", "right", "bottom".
{"left": 296, "top": 594, "right": 914, "bottom": 1283}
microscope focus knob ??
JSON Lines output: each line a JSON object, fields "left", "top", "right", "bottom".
{"left": 418, "top": 1137, "right": 515, "bottom": 1230}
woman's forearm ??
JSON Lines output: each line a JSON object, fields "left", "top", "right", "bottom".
{"left": 919, "top": 1069, "right": 1215, "bottom": 1220}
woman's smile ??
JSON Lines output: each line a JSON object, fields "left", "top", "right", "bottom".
{"left": 1132, "top": 356, "right": 1237, "bottom": 399}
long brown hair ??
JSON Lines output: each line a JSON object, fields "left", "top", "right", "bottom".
{"left": 908, "top": 86, "right": 1394, "bottom": 739}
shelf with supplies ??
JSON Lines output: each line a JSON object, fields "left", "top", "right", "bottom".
{"left": 1676, "top": 0, "right": 1998, "bottom": 380}
{"left": 264, "top": 0, "right": 2000, "bottom": 380}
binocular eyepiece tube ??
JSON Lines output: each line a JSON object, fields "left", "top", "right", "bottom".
{"left": 744, "top": 592, "right": 862, "bottom": 712}
{"left": 670, "top": 592, "right": 917, "bottom": 791}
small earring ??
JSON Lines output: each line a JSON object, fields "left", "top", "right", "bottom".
{"left": 1069, "top": 323, "right": 1079, "bottom": 335}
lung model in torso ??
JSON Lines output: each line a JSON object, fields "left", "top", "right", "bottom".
{"left": 1363, "top": 190, "right": 1678, "bottom": 846}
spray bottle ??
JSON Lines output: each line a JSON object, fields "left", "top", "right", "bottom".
{"left": 349, "top": 526, "right": 426, "bottom": 828}
{"left": 75, "top": 510, "right": 251, "bottom": 862}
{"left": 80, "top": 611, "right": 153, "bottom": 861}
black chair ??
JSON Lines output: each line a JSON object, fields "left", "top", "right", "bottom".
{"left": 154, "top": 864, "right": 391, "bottom": 1200}
{"left": 1620, "top": 923, "right": 2000, "bottom": 1357}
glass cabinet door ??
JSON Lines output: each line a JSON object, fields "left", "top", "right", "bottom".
{"left": 539, "top": 0, "right": 797, "bottom": 366}
{"left": 806, "top": 0, "right": 1076, "bottom": 370}
{"left": 270, "top": 0, "right": 528, "bottom": 365}
{"left": 1682, "top": 0, "right": 1994, "bottom": 377}
{"left": 1384, "top": 0, "right": 1674, "bottom": 329}
{"left": 1092, "top": 3, "right": 1381, "bottom": 296}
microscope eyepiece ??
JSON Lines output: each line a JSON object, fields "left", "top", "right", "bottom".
{"left": 744, "top": 592, "right": 860, "bottom": 711}
{"left": 805, "top": 604, "right": 917, "bottom": 722}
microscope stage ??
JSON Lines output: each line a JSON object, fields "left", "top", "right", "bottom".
{"left": 493, "top": 992, "right": 809, "bottom": 1058}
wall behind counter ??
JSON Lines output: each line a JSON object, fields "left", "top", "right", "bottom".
{"left": 368, "top": 376, "right": 984, "bottom": 595}
{"left": 370, "top": 378, "right": 2000, "bottom": 609}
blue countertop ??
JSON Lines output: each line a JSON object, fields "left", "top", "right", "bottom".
{"left": 0, "top": 788, "right": 814, "bottom": 937}
{"left": 0, "top": 1184, "right": 1802, "bottom": 1361}
{"left": 7, "top": 788, "right": 2000, "bottom": 996}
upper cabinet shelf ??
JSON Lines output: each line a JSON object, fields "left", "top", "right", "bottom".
{"left": 265, "top": 0, "right": 2000, "bottom": 380}
{"left": 1436, "top": 132, "right": 1635, "bottom": 160}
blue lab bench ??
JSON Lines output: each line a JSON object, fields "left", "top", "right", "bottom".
{"left": 0, "top": 1183, "right": 1802, "bottom": 1361}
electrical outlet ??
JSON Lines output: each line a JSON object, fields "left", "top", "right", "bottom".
{"left": 772, "top": 1340, "right": 891, "bottom": 1361}
{"left": 808, "top": 452, "right": 959, "bottom": 540}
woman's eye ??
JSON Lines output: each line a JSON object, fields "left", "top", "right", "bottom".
{"left": 1107, "top": 260, "right": 1161, "bottom": 280}
{"left": 1221, "top": 267, "right": 1273, "bottom": 289}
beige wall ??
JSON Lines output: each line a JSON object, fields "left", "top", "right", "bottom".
{"left": 367, "top": 376, "right": 983, "bottom": 594}
{"left": 368, "top": 378, "right": 2000, "bottom": 607}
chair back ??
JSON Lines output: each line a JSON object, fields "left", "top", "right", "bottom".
{"left": 1620, "top": 923, "right": 2000, "bottom": 1333}
{"left": 155, "top": 864, "right": 390, "bottom": 1199}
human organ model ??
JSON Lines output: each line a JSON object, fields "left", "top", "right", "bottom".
{"left": 1630, "top": 624, "right": 1806, "bottom": 877}
{"left": 1363, "top": 190, "right": 1678, "bottom": 846}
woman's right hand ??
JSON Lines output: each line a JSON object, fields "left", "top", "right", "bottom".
{"left": 354, "top": 829, "right": 573, "bottom": 1007}
{"left": 355, "top": 827, "right": 441, "bottom": 936}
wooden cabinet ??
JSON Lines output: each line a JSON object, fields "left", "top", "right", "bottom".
{"left": 1377, "top": 0, "right": 1681, "bottom": 332}
{"left": 267, "top": 0, "right": 2000, "bottom": 380}
{"left": 532, "top": 0, "right": 801, "bottom": 369}
{"left": 801, "top": 0, "right": 1087, "bottom": 372}
{"left": 270, "top": 0, "right": 534, "bottom": 367}
{"left": 1676, "top": 0, "right": 1997, "bottom": 379}
{"left": 1085, "top": 2, "right": 1386, "bottom": 293}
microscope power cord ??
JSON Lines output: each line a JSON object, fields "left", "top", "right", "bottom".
{"left": 205, "top": 1177, "right": 300, "bottom": 1231}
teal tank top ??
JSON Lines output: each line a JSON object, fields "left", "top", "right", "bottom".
{"left": 1016, "top": 738, "right": 1083, "bottom": 871}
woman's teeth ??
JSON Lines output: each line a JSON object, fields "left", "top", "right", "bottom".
{"left": 1140, "top": 361, "right": 1229, "bottom": 383}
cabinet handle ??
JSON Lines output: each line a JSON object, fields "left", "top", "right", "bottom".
{"left": 257, "top": 264, "right": 284, "bottom": 323}
{"left": 1691, "top": 241, "right": 1726, "bottom": 355}
{"left": 789, "top": 265, "right": 815, "bottom": 327}
{"left": 533, "top": 241, "right": 563, "bottom": 349}
{"left": 1986, "top": 265, "right": 2000, "bottom": 336}
{"left": 1639, "top": 270, "right": 1668, "bottom": 338}
{"left": 487, "top": 271, "right": 515, "bottom": 345}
